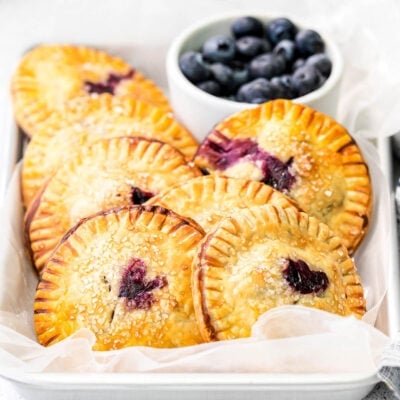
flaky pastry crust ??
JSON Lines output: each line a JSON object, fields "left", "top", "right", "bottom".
{"left": 25, "top": 136, "right": 200, "bottom": 272}
{"left": 34, "top": 205, "right": 205, "bottom": 349}
{"left": 11, "top": 44, "right": 170, "bottom": 137}
{"left": 194, "top": 99, "right": 372, "bottom": 255}
{"left": 193, "top": 204, "right": 365, "bottom": 342}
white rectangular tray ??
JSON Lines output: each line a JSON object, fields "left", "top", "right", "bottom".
{"left": 0, "top": 1, "right": 399, "bottom": 399}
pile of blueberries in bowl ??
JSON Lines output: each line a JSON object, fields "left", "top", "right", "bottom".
{"left": 178, "top": 16, "right": 332, "bottom": 104}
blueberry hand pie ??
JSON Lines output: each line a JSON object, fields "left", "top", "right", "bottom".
{"left": 34, "top": 205, "right": 205, "bottom": 349}
{"left": 194, "top": 99, "right": 372, "bottom": 255}
{"left": 192, "top": 204, "right": 366, "bottom": 342}
{"left": 25, "top": 136, "right": 201, "bottom": 272}
{"left": 22, "top": 97, "right": 198, "bottom": 208}
{"left": 147, "top": 175, "right": 298, "bottom": 233}
{"left": 11, "top": 44, "right": 170, "bottom": 137}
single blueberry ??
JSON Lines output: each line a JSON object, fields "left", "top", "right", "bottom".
{"left": 273, "top": 39, "right": 296, "bottom": 65}
{"left": 235, "top": 36, "right": 271, "bottom": 60}
{"left": 236, "top": 78, "right": 277, "bottom": 103}
{"left": 231, "top": 16, "right": 264, "bottom": 38}
{"left": 295, "top": 29, "right": 325, "bottom": 57}
{"left": 249, "top": 53, "right": 286, "bottom": 80}
{"left": 265, "top": 17, "right": 298, "bottom": 45}
{"left": 292, "top": 64, "right": 322, "bottom": 96}
{"left": 178, "top": 51, "right": 210, "bottom": 83}
{"left": 228, "top": 60, "right": 250, "bottom": 87}
{"left": 269, "top": 77, "right": 285, "bottom": 99}
{"left": 270, "top": 75, "right": 298, "bottom": 99}
{"left": 209, "top": 63, "right": 233, "bottom": 86}
{"left": 306, "top": 53, "right": 332, "bottom": 78}
{"left": 292, "top": 58, "right": 306, "bottom": 72}
{"left": 202, "top": 35, "right": 236, "bottom": 63}
{"left": 196, "top": 80, "right": 222, "bottom": 96}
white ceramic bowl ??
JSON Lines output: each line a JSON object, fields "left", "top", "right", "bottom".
{"left": 166, "top": 12, "right": 343, "bottom": 142}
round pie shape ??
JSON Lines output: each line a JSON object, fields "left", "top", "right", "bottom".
{"left": 194, "top": 99, "right": 372, "bottom": 255}
{"left": 21, "top": 97, "right": 198, "bottom": 208}
{"left": 34, "top": 205, "right": 205, "bottom": 350}
{"left": 11, "top": 44, "right": 170, "bottom": 137}
{"left": 193, "top": 204, "right": 366, "bottom": 342}
{"left": 146, "top": 175, "right": 298, "bottom": 233}
{"left": 25, "top": 136, "right": 201, "bottom": 273}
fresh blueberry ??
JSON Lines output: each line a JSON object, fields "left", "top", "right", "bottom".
{"left": 178, "top": 51, "right": 210, "bottom": 83}
{"left": 292, "top": 64, "right": 322, "bottom": 96}
{"left": 228, "top": 60, "right": 250, "bottom": 87}
{"left": 306, "top": 53, "right": 332, "bottom": 78}
{"left": 231, "top": 16, "right": 264, "bottom": 38}
{"left": 292, "top": 58, "right": 306, "bottom": 72}
{"left": 202, "top": 35, "right": 236, "bottom": 63}
{"left": 196, "top": 80, "right": 222, "bottom": 96}
{"left": 273, "top": 39, "right": 296, "bottom": 65}
{"left": 235, "top": 36, "right": 271, "bottom": 60}
{"left": 249, "top": 53, "right": 286, "bottom": 80}
{"left": 270, "top": 75, "right": 298, "bottom": 99}
{"left": 265, "top": 17, "right": 297, "bottom": 45}
{"left": 208, "top": 63, "right": 238, "bottom": 94}
{"left": 209, "top": 63, "right": 233, "bottom": 85}
{"left": 269, "top": 77, "right": 285, "bottom": 99}
{"left": 295, "top": 29, "right": 325, "bottom": 57}
{"left": 236, "top": 78, "right": 277, "bottom": 103}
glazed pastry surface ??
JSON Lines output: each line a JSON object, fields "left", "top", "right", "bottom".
{"left": 22, "top": 97, "right": 198, "bottom": 207}
{"left": 194, "top": 99, "right": 372, "bottom": 255}
{"left": 192, "top": 204, "right": 366, "bottom": 342}
{"left": 147, "top": 175, "right": 298, "bottom": 233}
{"left": 11, "top": 44, "right": 170, "bottom": 137}
{"left": 34, "top": 205, "right": 205, "bottom": 349}
{"left": 26, "top": 137, "right": 200, "bottom": 272}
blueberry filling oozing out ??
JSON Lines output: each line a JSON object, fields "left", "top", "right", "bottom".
{"left": 118, "top": 258, "right": 168, "bottom": 310}
{"left": 197, "top": 130, "right": 296, "bottom": 192}
{"left": 283, "top": 258, "right": 329, "bottom": 295}
{"left": 84, "top": 69, "right": 135, "bottom": 95}
{"left": 261, "top": 155, "right": 294, "bottom": 192}
{"left": 130, "top": 187, "right": 154, "bottom": 205}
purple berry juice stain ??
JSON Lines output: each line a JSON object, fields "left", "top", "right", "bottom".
{"left": 283, "top": 258, "right": 328, "bottom": 294}
{"left": 84, "top": 69, "right": 135, "bottom": 95}
{"left": 118, "top": 258, "right": 167, "bottom": 310}
{"left": 197, "top": 130, "right": 295, "bottom": 192}
{"left": 130, "top": 187, "right": 154, "bottom": 205}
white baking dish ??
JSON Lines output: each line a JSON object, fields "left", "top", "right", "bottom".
{"left": 0, "top": 1, "right": 399, "bottom": 399}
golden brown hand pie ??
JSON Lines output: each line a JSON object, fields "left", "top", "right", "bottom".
{"left": 11, "top": 44, "right": 170, "bottom": 137}
{"left": 34, "top": 205, "right": 205, "bottom": 350}
{"left": 25, "top": 136, "right": 201, "bottom": 273}
{"left": 192, "top": 204, "right": 365, "bottom": 342}
{"left": 194, "top": 99, "right": 372, "bottom": 255}
{"left": 22, "top": 97, "right": 198, "bottom": 208}
{"left": 146, "top": 175, "right": 298, "bottom": 233}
